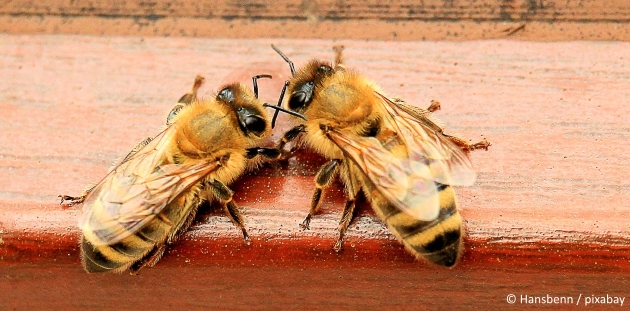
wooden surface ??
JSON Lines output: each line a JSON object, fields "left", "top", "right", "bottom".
{"left": 2, "top": 0, "right": 630, "bottom": 40}
{"left": 1, "top": 34, "right": 630, "bottom": 309}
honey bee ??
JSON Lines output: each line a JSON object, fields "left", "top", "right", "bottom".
{"left": 271, "top": 45, "right": 490, "bottom": 267}
{"left": 59, "top": 75, "right": 292, "bottom": 273}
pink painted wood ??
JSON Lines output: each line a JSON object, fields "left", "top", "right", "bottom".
{"left": 0, "top": 35, "right": 629, "bottom": 310}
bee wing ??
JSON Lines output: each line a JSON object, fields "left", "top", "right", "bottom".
{"left": 326, "top": 93, "right": 478, "bottom": 221}
{"left": 327, "top": 129, "right": 440, "bottom": 221}
{"left": 79, "top": 125, "right": 219, "bottom": 245}
{"left": 376, "top": 92, "right": 477, "bottom": 187}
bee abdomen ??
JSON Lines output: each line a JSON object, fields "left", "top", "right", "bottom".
{"left": 378, "top": 184, "right": 463, "bottom": 267}
{"left": 81, "top": 211, "right": 174, "bottom": 273}
{"left": 81, "top": 237, "right": 126, "bottom": 273}
{"left": 400, "top": 215, "right": 462, "bottom": 267}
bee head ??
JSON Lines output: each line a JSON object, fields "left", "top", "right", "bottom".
{"left": 287, "top": 60, "right": 335, "bottom": 113}
{"left": 216, "top": 83, "right": 270, "bottom": 139}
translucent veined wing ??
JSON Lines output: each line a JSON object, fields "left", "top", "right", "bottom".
{"left": 78, "top": 125, "right": 220, "bottom": 245}
{"left": 375, "top": 92, "right": 477, "bottom": 187}
{"left": 326, "top": 128, "right": 440, "bottom": 221}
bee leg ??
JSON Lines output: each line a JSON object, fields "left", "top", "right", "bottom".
{"left": 246, "top": 147, "right": 282, "bottom": 160}
{"left": 443, "top": 134, "right": 491, "bottom": 153}
{"left": 177, "top": 74, "right": 204, "bottom": 104}
{"left": 276, "top": 124, "right": 306, "bottom": 158}
{"left": 132, "top": 195, "right": 203, "bottom": 273}
{"left": 333, "top": 165, "right": 360, "bottom": 252}
{"left": 167, "top": 196, "right": 202, "bottom": 245}
{"left": 300, "top": 159, "right": 341, "bottom": 230}
{"left": 145, "top": 244, "right": 167, "bottom": 268}
{"left": 246, "top": 147, "right": 283, "bottom": 170}
{"left": 208, "top": 179, "right": 252, "bottom": 245}
{"left": 128, "top": 243, "right": 168, "bottom": 275}
{"left": 225, "top": 201, "right": 251, "bottom": 245}
{"left": 469, "top": 138, "right": 491, "bottom": 151}
{"left": 333, "top": 197, "right": 357, "bottom": 252}
{"left": 58, "top": 193, "right": 87, "bottom": 206}
{"left": 58, "top": 183, "right": 98, "bottom": 206}
{"left": 427, "top": 100, "right": 441, "bottom": 113}
{"left": 429, "top": 102, "right": 490, "bottom": 152}
{"left": 167, "top": 75, "right": 205, "bottom": 125}
{"left": 333, "top": 45, "right": 346, "bottom": 71}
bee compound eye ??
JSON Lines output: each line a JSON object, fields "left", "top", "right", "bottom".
{"left": 244, "top": 115, "right": 266, "bottom": 133}
{"left": 288, "top": 91, "right": 307, "bottom": 110}
{"left": 166, "top": 105, "right": 183, "bottom": 125}
{"left": 218, "top": 88, "right": 234, "bottom": 102}
{"left": 318, "top": 65, "right": 332, "bottom": 73}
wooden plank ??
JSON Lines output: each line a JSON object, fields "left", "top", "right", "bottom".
{"left": 1, "top": 34, "right": 629, "bottom": 309}
{"left": 1, "top": 0, "right": 630, "bottom": 40}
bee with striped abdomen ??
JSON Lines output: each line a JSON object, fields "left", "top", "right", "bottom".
{"left": 60, "top": 75, "right": 293, "bottom": 273}
{"left": 271, "top": 45, "right": 490, "bottom": 267}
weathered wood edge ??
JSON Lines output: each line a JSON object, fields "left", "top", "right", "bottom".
{"left": 3, "top": 0, "right": 630, "bottom": 40}
{"left": 3, "top": 0, "right": 630, "bottom": 22}
{"left": 2, "top": 171, "right": 629, "bottom": 273}
{"left": 2, "top": 16, "right": 630, "bottom": 41}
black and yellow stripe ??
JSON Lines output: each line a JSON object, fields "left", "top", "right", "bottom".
{"left": 81, "top": 195, "right": 199, "bottom": 273}
{"left": 366, "top": 182, "right": 462, "bottom": 267}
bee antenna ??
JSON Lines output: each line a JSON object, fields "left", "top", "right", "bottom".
{"left": 271, "top": 80, "right": 289, "bottom": 128}
{"left": 252, "top": 74, "right": 272, "bottom": 98}
{"left": 271, "top": 44, "right": 295, "bottom": 77}
{"left": 263, "top": 102, "right": 307, "bottom": 127}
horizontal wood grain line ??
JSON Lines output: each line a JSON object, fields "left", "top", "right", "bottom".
{"left": 2, "top": 0, "right": 630, "bottom": 22}
{"left": 2, "top": 16, "right": 629, "bottom": 41}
